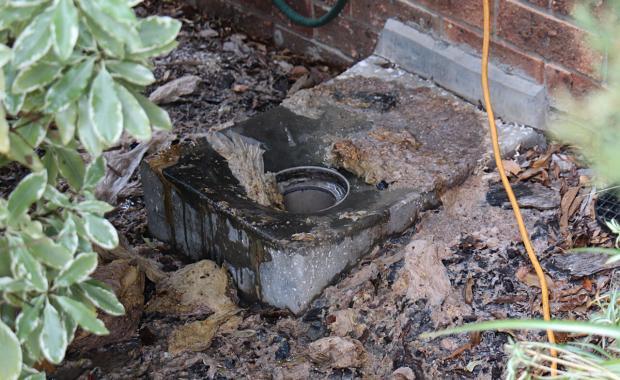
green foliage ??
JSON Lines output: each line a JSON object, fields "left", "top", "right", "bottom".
{"left": 551, "top": 1, "right": 620, "bottom": 189}
{"left": 0, "top": 0, "right": 180, "bottom": 377}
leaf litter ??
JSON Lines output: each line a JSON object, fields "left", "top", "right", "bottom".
{"left": 50, "top": 1, "right": 620, "bottom": 379}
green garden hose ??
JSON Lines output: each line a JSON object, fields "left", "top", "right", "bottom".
{"left": 272, "top": 0, "right": 348, "bottom": 27}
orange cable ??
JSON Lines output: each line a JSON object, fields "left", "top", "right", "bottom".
{"left": 481, "top": 0, "right": 558, "bottom": 374}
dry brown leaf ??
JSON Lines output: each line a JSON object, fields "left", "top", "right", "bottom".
{"left": 518, "top": 167, "right": 544, "bottom": 181}
{"left": 232, "top": 84, "right": 249, "bottom": 93}
{"left": 464, "top": 276, "right": 474, "bottom": 305}
{"left": 501, "top": 160, "right": 521, "bottom": 176}
{"left": 308, "top": 337, "right": 366, "bottom": 368}
{"left": 515, "top": 266, "right": 555, "bottom": 290}
{"left": 560, "top": 187, "right": 580, "bottom": 231}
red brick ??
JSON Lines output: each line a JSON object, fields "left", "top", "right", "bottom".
{"left": 315, "top": 16, "right": 377, "bottom": 60}
{"left": 235, "top": 0, "right": 272, "bottom": 15}
{"left": 314, "top": 0, "right": 352, "bottom": 18}
{"left": 551, "top": 0, "right": 606, "bottom": 17}
{"left": 273, "top": 26, "right": 352, "bottom": 65}
{"left": 545, "top": 63, "right": 601, "bottom": 99}
{"left": 443, "top": 19, "right": 545, "bottom": 82}
{"left": 351, "top": 0, "right": 439, "bottom": 33}
{"left": 414, "top": 0, "right": 491, "bottom": 28}
{"left": 498, "top": 0, "right": 602, "bottom": 77}
{"left": 525, "top": 0, "right": 549, "bottom": 9}
{"left": 272, "top": 0, "right": 315, "bottom": 37}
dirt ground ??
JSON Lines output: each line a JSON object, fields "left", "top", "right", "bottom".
{"left": 50, "top": 2, "right": 618, "bottom": 379}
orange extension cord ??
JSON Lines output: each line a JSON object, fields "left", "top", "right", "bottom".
{"left": 481, "top": 0, "right": 558, "bottom": 374}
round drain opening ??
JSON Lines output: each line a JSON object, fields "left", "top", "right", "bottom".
{"left": 276, "top": 166, "right": 349, "bottom": 214}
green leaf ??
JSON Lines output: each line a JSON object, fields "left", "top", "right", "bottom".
{"left": 23, "top": 325, "right": 42, "bottom": 363}
{"left": 54, "top": 146, "right": 85, "bottom": 190}
{"left": 14, "top": 116, "right": 49, "bottom": 148}
{"left": 63, "top": 311, "right": 77, "bottom": 342}
{"left": 54, "top": 102, "right": 77, "bottom": 145}
{"left": 0, "top": 43, "right": 12, "bottom": 67}
{"left": 12, "top": 61, "right": 62, "bottom": 94}
{"left": 3, "top": 66, "right": 25, "bottom": 115}
{"left": 8, "top": 0, "right": 47, "bottom": 7}
{"left": 42, "top": 150, "right": 58, "bottom": 184}
{"left": 79, "top": 280, "right": 125, "bottom": 316}
{"left": 11, "top": 9, "right": 52, "bottom": 69}
{"left": 76, "top": 200, "right": 114, "bottom": 214}
{"left": 57, "top": 216, "right": 78, "bottom": 254}
{"left": 7, "top": 132, "right": 42, "bottom": 170}
{"left": 129, "top": 39, "right": 177, "bottom": 61}
{"left": 82, "top": 15, "right": 124, "bottom": 58}
{"left": 115, "top": 83, "right": 151, "bottom": 140}
{"left": 82, "top": 213, "right": 118, "bottom": 249}
{"left": 83, "top": 155, "right": 105, "bottom": 190}
{"left": 76, "top": 20, "right": 96, "bottom": 51}
{"left": 45, "top": 57, "right": 94, "bottom": 113}
{"left": 77, "top": 96, "right": 103, "bottom": 156}
{"left": 107, "top": 60, "right": 155, "bottom": 86}
{"left": 15, "top": 295, "right": 44, "bottom": 343}
{"left": 39, "top": 300, "right": 67, "bottom": 364}
{"left": 43, "top": 185, "right": 70, "bottom": 207}
{"left": 0, "top": 277, "right": 29, "bottom": 292}
{"left": 54, "top": 251, "right": 97, "bottom": 288}
{"left": 53, "top": 295, "right": 108, "bottom": 335}
{"left": 77, "top": 0, "right": 140, "bottom": 50}
{"left": 0, "top": 319, "right": 22, "bottom": 380}
{"left": 132, "top": 91, "right": 172, "bottom": 130}
{"left": 21, "top": 88, "right": 46, "bottom": 113}
{"left": 0, "top": 4, "right": 45, "bottom": 31}
{"left": 420, "top": 319, "right": 620, "bottom": 341}
{"left": 89, "top": 67, "right": 122, "bottom": 145}
{"left": 0, "top": 106, "right": 8, "bottom": 154}
{"left": 7, "top": 171, "right": 46, "bottom": 218}
{"left": 51, "top": 0, "right": 78, "bottom": 60}
{"left": 7, "top": 236, "right": 47, "bottom": 292}
{"left": 23, "top": 373, "right": 46, "bottom": 380}
{"left": 24, "top": 235, "right": 72, "bottom": 269}
{"left": 133, "top": 16, "right": 180, "bottom": 53}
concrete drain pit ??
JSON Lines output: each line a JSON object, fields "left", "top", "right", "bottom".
{"left": 277, "top": 166, "right": 349, "bottom": 214}
{"left": 141, "top": 53, "right": 489, "bottom": 314}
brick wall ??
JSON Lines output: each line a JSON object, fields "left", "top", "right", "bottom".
{"left": 193, "top": 0, "right": 604, "bottom": 99}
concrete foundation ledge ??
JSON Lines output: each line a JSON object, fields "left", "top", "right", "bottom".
{"left": 375, "top": 19, "right": 549, "bottom": 129}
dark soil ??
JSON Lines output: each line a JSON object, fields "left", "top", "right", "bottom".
{"left": 51, "top": 2, "right": 618, "bottom": 380}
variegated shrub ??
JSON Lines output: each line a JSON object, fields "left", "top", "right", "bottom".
{"left": 0, "top": 0, "right": 180, "bottom": 378}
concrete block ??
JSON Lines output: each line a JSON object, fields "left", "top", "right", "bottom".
{"left": 375, "top": 19, "right": 549, "bottom": 129}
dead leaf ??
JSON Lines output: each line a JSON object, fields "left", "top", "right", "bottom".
{"left": 501, "top": 160, "right": 521, "bottom": 176}
{"left": 72, "top": 259, "right": 144, "bottom": 350}
{"left": 444, "top": 332, "right": 481, "bottom": 360}
{"left": 168, "top": 310, "right": 239, "bottom": 355}
{"left": 515, "top": 266, "right": 555, "bottom": 290}
{"left": 149, "top": 75, "right": 202, "bottom": 104}
{"left": 96, "top": 132, "right": 175, "bottom": 204}
{"left": 560, "top": 187, "right": 580, "bottom": 232}
{"left": 291, "top": 232, "right": 316, "bottom": 241}
{"left": 326, "top": 309, "right": 366, "bottom": 338}
{"left": 288, "top": 65, "right": 309, "bottom": 79}
{"left": 464, "top": 276, "right": 474, "bottom": 305}
{"left": 308, "top": 337, "right": 366, "bottom": 368}
{"left": 518, "top": 167, "right": 544, "bottom": 181}
{"left": 391, "top": 367, "right": 415, "bottom": 380}
{"left": 582, "top": 278, "right": 593, "bottom": 292}
{"left": 232, "top": 84, "right": 249, "bottom": 93}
